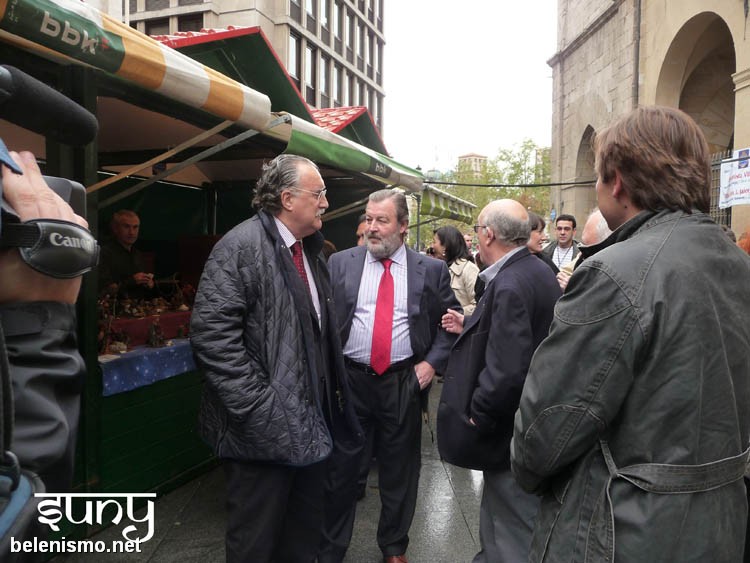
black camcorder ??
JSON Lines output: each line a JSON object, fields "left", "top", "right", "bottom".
{"left": 0, "top": 64, "right": 99, "bottom": 278}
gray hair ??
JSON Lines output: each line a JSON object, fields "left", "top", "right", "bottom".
{"left": 484, "top": 207, "right": 530, "bottom": 247}
{"left": 252, "top": 154, "right": 319, "bottom": 213}
{"left": 589, "top": 209, "right": 612, "bottom": 243}
{"left": 111, "top": 209, "right": 139, "bottom": 225}
{"left": 368, "top": 189, "right": 409, "bottom": 225}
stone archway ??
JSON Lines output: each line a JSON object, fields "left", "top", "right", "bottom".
{"left": 655, "top": 12, "right": 735, "bottom": 153}
{"left": 573, "top": 125, "right": 597, "bottom": 217}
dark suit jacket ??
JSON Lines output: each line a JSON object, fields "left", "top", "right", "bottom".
{"left": 327, "top": 245, "right": 460, "bottom": 373}
{"left": 437, "top": 247, "right": 560, "bottom": 470}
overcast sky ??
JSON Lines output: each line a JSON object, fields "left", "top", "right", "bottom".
{"left": 382, "top": 2, "right": 558, "bottom": 173}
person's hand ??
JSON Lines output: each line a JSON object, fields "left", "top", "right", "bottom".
{"left": 557, "top": 270, "right": 571, "bottom": 292}
{"left": 414, "top": 361, "right": 435, "bottom": 390}
{"left": 0, "top": 151, "right": 88, "bottom": 304}
{"left": 133, "top": 272, "right": 154, "bottom": 288}
{"left": 441, "top": 308, "right": 464, "bottom": 334}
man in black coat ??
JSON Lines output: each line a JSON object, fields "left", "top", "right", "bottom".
{"left": 191, "top": 154, "right": 360, "bottom": 563}
{"left": 438, "top": 199, "right": 560, "bottom": 562}
{"left": 321, "top": 189, "right": 460, "bottom": 563}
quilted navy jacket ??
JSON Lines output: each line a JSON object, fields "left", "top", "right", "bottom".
{"left": 191, "top": 211, "right": 339, "bottom": 466}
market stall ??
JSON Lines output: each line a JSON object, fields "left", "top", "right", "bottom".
{"left": 0, "top": 0, "right": 474, "bottom": 539}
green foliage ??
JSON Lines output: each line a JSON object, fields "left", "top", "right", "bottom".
{"left": 414, "top": 139, "right": 551, "bottom": 250}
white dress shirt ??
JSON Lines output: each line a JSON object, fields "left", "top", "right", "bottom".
{"left": 274, "top": 217, "right": 321, "bottom": 326}
{"left": 343, "top": 243, "right": 413, "bottom": 364}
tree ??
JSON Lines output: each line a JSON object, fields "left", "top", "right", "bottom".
{"left": 415, "top": 139, "right": 551, "bottom": 250}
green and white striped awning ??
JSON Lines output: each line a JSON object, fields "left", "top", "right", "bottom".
{"left": 0, "top": 0, "right": 474, "bottom": 223}
{"left": 420, "top": 185, "right": 475, "bottom": 224}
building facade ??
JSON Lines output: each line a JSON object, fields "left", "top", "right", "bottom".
{"left": 549, "top": 0, "right": 750, "bottom": 233}
{"left": 458, "top": 153, "right": 488, "bottom": 179}
{"left": 118, "top": 0, "right": 385, "bottom": 131}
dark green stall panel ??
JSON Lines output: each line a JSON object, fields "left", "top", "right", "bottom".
{"left": 97, "top": 370, "right": 213, "bottom": 493}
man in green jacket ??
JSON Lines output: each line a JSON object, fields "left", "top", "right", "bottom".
{"left": 512, "top": 106, "right": 750, "bottom": 562}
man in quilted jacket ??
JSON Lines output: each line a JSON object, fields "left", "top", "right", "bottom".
{"left": 190, "top": 154, "right": 361, "bottom": 563}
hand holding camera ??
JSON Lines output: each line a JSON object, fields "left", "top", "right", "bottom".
{"left": 0, "top": 151, "right": 88, "bottom": 304}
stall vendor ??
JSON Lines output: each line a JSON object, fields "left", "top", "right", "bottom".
{"left": 99, "top": 209, "right": 155, "bottom": 298}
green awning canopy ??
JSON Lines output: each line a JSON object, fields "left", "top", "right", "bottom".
{"left": 0, "top": 0, "right": 474, "bottom": 223}
{"left": 420, "top": 185, "right": 475, "bottom": 224}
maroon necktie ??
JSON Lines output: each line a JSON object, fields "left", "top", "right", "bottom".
{"left": 291, "top": 241, "right": 310, "bottom": 293}
{"left": 370, "top": 258, "right": 394, "bottom": 375}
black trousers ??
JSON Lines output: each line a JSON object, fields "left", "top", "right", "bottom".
{"left": 321, "top": 360, "right": 422, "bottom": 559}
{"left": 223, "top": 458, "right": 325, "bottom": 563}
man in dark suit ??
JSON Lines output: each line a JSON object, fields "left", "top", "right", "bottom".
{"left": 191, "top": 155, "right": 360, "bottom": 562}
{"left": 322, "top": 189, "right": 460, "bottom": 563}
{"left": 437, "top": 199, "right": 560, "bottom": 562}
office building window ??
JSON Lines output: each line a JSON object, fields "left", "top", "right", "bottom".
{"left": 289, "top": 33, "right": 301, "bottom": 89}
{"left": 306, "top": 0, "right": 317, "bottom": 33}
{"left": 357, "top": 21, "right": 365, "bottom": 70}
{"left": 333, "top": 1, "right": 342, "bottom": 38}
{"left": 145, "top": 0, "right": 168, "bottom": 10}
{"left": 348, "top": 75, "right": 355, "bottom": 106}
{"left": 346, "top": 10, "right": 354, "bottom": 49}
{"left": 290, "top": 0, "right": 302, "bottom": 22}
{"left": 305, "top": 45, "right": 317, "bottom": 106}
{"left": 333, "top": 64, "right": 342, "bottom": 106}
{"left": 367, "top": 30, "right": 374, "bottom": 78}
{"left": 376, "top": 40, "right": 383, "bottom": 85}
{"left": 320, "top": 0, "right": 328, "bottom": 28}
{"left": 320, "top": 55, "right": 330, "bottom": 107}
{"left": 321, "top": 55, "right": 330, "bottom": 95}
{"left": 178, "top": 13, "right": 203, "bottom": 32}
{"left": 145, "top": 17, "right": 169, "bottom": 36}
{"left": 178, "top": 0, "right": 202, "bottom": 5}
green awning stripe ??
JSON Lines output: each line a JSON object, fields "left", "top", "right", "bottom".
{"left": 284, "top": 115, "right": 423, "bottom": 192}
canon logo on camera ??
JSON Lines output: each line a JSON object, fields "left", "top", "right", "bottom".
{"left": 48, "top": 232, "right": 96, "bottom": 253}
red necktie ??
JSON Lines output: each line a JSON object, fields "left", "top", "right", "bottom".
{"left": 370, "top": 258, "right": 394, "bottom": 375}
{"left": 291, "top": 241, "right": 310, "bottom": 293}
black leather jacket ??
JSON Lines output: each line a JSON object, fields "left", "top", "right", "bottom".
{"left": 513, "top": 210, "right": 750, "bottom": 562}
{"left": 191, "top": 211, "right": 358, "bottom": 466}
{"left": 0, "top": 302, "right": 83, "bottom": 492}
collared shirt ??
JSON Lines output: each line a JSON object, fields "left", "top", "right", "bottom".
{"left": 343, "top": 243, "right": 413, "bottom": 364}
{"left": 552, "top": 243, "right": 576, "bottom": 269}
{"left": 274, "top": 217, "right": 321, "bottom": 325}
{"left": 479, "top": 245, "right": 525, "bottom": 285}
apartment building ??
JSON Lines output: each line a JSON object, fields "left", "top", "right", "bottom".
{"left": 120, "top": 0, "right": 385, "bottom": 131}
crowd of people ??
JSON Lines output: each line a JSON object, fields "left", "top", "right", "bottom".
{"left": 3, "top": 105, "right": 747, "bottom": 563}
{"left": 189, "top": 105, "right": 750, "bottom": 563}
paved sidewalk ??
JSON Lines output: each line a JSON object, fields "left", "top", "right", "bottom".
{"left": 53, "top": 383, "right": 483, "bottom": 562}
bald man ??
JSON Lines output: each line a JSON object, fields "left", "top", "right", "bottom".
{"left": 437, "top": 199, "right": 560, "bottom": 562}
{"left": 556, "top": 208, "right": 612, "bottom": 291}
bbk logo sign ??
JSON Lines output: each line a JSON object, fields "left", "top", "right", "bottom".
{"left": 40, "top": 11, "right": 99, "bottom": 55}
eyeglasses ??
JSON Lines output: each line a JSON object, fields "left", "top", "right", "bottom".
{"left": 294, "top": 187, "right": 328, "bottom": 202}
{"left": 473, "top": 224, "right": 487, "bottom": 233}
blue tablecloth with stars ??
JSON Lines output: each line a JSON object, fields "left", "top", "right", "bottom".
{"left": 100, "top": 339, "right": 197, "bottom": 396}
